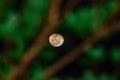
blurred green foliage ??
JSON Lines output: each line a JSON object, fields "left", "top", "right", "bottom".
{"left": 86, "top": 45, "right": 105, "bottom": 60}
{"left": 82, "top": 70, "right": 97, "bottom": 80}
{"left": 63, "top": 0, "right": 116, "bottom": 37}
{"left": 0, "top": 0, "right": 119, "bottom": 80}
{"left": 111, "top": 47, "right": 120, "bottom": 64}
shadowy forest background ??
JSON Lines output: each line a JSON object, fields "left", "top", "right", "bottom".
{"left": 0, "top": 0, "right": 120, "bottom": 80}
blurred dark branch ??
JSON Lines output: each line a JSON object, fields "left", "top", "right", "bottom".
{"left": 114, "top": 65, "right": 120, "bottom": 78}
{"left": 0, "top": 0, "right": 13, "bottom": 21}
{"left": 0, "top": 71, "right": 4, "bottom": 80}
{"left": 42, "top": 26, "right": 110, "bottom": 79}
{"left": 62, "top": 0, "right": 81, "bottom": 15}
{"left": 6, "top": 0, "right": 120, "bottom": 80}
{"left": 42, "top": 0, "right": 120, "bottom": 79}
{"left": 3, "top": 39, "right": 14, "bottom": 66}
{"left": 7, "top": 0, "right": 62, "bottom": 80}
{"left": 6, "top": 0, "right": 84, "bottom": 79}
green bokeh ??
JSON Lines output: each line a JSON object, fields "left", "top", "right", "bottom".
{"left": 111, "top": 47, "right": 120, "bottom": 64}
{"left": 0, "top": 0, "right": 118, "bottom": 79}
{"left": 63, "top": 0, "right": 116, "bottom": 37}
{"left": 86, "top": 45, "right": 105, "bottom": 60}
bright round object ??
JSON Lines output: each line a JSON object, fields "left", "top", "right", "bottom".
{"left": 49, "top": 33, "right": 64, "bottom": 47}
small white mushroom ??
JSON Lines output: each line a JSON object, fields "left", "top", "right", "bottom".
{"left": 49, "top": 33, "right": 64, "bottom": 47}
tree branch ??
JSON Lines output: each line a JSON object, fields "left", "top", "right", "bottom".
{"left": 61, "top": 0, "right": 81, "bottom": 19}
{"left": 0, "top": 71, "right": 4, "bottom": 80}
{"left": 7, "top": 0, "right": 62, "bottom": 80}
{"left": 41, "top": 0, "right": 120, "bottom": 79}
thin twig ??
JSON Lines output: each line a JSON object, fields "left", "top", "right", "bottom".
{"left": 7, "top": 0, "right": 62, "bottom": 80}
{"left": 62, "top": 0, "right": 81, "bottom": 14}
{"left": 60, "top": 0, "right": 81, "bottom": 19}
{"left": 41, "top": 1, "right": 120, "bottom": 79}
